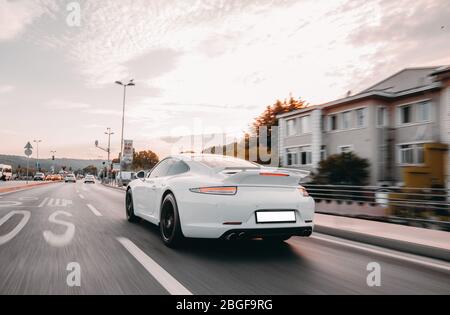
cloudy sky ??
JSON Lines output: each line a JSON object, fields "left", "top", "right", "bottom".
{"left": 0, "top": 0, "right": 449, "bottom": 159}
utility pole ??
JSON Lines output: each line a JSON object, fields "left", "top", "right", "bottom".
{"left": 51, "top": 150, "right": 56, "bottom": 174}
{"left": 95, "top": 128, "right": 114, "bottom": 183}
{"left": 33, "top": 140, "right": 42, "bottom": 171}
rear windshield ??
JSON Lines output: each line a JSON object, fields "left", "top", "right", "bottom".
{"left": 198, "top": 156, "right": 260, "bottom": 169}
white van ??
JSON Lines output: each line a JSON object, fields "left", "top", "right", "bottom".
{"left": 0, "top": 164, "right": 13, "bottom": 181}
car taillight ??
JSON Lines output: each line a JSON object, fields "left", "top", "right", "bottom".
{"left": 190, "top": 186, "right": 237, "bottom": 195}
{"left": 259, "top": 172, "right": 289, "bottom": 177}
{"left": 298, "top": 187, "right": 309, "bottom": 197}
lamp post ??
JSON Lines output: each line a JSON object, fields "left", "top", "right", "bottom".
{"left": 33, "top": 140, "right": 42, "bottom": 171}
{"left": 115, "top": 79, "right": 135, "bottom": 169}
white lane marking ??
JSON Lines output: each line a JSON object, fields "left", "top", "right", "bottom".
{"left": 47, "top": 198, "right": 55, "bottom": 206}
{"left": 117, "top": 237, "right": 193, "bottom": 295}
{"left": 311, "top": 235, "right": 450, "bottom": 272}
{"left": 0, "top": 211, "right": 31, "bottom": 245}
{"left": 38, "top": 197, "right": 49, "bottom": 208}
{"left": 0, "top": 201, "right": 22, "bottom": 207}
{"left": 79, "top": 194, "right": 85, "bottom": 200}
{"left": 43, "top": 211, "right": 75, "bottom": 247}
{"left": 19, "top": 197, "right": 39, "bottom": 201}
{"left": 87, "top": 204, "right": 102, "bottom": 217}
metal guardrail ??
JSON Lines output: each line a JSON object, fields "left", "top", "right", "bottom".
{"left": 304, "top": 184, "right": 450, "bottom": 231}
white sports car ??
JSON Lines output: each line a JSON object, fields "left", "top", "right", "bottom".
{"left": 126, "top": 154, "right": 315, "bottom": 248}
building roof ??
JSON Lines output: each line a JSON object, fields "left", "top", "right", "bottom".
{"left": 362, "top": 67, "right": 442, "bottom": 94}
{"left": 277, "top": 66, "right": 446, "bottom": 119}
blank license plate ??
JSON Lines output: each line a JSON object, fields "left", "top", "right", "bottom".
{"left": 256, "top": 211, "right": 296, "bottom": 224}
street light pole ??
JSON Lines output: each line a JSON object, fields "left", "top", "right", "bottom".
{"left": 33, "top": 140, "right": 42, "bottom": 171}
{"left": 115, "top": 80, "right": 135, "bottom": 169}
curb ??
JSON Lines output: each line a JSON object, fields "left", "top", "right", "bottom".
{"left": 0, "top": 181, "right": 58, "bottom": 195}
{"left": 315, "top": 225, "right": 450, "bottom": 262}
{"left": 101, "top": 183, "right": 126, "bottom": 192}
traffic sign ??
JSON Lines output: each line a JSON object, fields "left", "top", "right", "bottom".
{"left": 24, "top": 142, "right": 33, "bottom": 157}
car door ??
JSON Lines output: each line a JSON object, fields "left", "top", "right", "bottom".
{"left": 145, "top": 159, "right": 177, "bottom": 218}
{"left": 140, "top": 159, "right": 174, "bottom": 218}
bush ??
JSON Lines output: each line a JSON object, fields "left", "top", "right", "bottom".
{"left": 312, "top": 152, "right": 370, "bottom": 186}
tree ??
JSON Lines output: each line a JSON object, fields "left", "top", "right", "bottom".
{"left": 132, "top": 150, "right": 159, "bottom": 170}
{"left": 252, "top": 95, "right": 307, "bottom": 159}
{"left": 83, "top": 165, "right": 98, "bottom": 175}
{"left": 312, "top": 152, "right": 370, "bottom": 185}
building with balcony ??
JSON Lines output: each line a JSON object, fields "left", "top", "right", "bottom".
{"left": 277, "top": 66, "right": 450, "bottom": 186}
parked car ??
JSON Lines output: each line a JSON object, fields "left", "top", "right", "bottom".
{"left": 0, "top": 164, "right": 13, "bottom": 181}
{"left": 34, "top": 173, "right": 45, "bottom": 181}
{"left": 117, "top": 171, "right": 136, "bottom": 187}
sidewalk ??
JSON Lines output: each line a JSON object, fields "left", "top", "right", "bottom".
{"left": 0, "top": 181, "right": 55, "bottom": 194}
{"left": 315, "top": 213, "right": 450, "bottom": 261}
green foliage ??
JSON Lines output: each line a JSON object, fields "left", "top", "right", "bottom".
{"left": 132, "top": 150, "right": 160, "bottom": 170}
{"left": 313, "top": 152, "right": 370, "bottom": 185}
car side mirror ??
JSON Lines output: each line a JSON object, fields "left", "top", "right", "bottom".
{"left": 136, "top": 171, "right": 146, "bottom": 179}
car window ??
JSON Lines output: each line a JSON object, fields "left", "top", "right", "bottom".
{"left": 166, "top": 160, "right": 190, "bottom": 176}
{"left": 149, "top": 159, "right": 174, "bottom": 178}
{"left": 198, "top": 156, "right": 259, "bottom": 169}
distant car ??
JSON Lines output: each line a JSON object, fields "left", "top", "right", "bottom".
{"left": 84, "top": 175, "right": 95, "bottom": 184}
{"left": 34, "top": 173, "right": 45, "bottom": 181}
{"left": 52, "top": 174, "right": 63, "bottom": 181}
{"left": 117, "top": 171, "right": 136, "bottom": 187}
{"left": 0, "top": 164, "right": 13, "bottom": 181}
{"left": 45, "top": 175, "right": 53, "bottom": 181}
{"left": 126, "top": 154, "right": 315, "bottom": 248}
{"left": 65, "top": 174, "right": 76, "bottom": 183}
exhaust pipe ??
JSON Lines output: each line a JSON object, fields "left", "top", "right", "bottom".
{"left": 226, "top": 233, "right": 237, "bottom": 241}
{"left": 238, "top": 232, "right": 246, "bottom": 239}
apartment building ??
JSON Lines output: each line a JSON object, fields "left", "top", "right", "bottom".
{"left": 277, "top": 66, "right": 450, "bottom": 186}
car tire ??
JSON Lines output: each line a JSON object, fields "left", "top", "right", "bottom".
{"left": 160, "top": 194, "right": 184, "bottom": 248}
{"left": 125, "top": 190, "right": 140, "bottom": 223}
{"left": 263, "top": 235, "right": 291, "bottom": 242}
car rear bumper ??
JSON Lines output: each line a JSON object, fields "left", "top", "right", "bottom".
{"left": 220, "top": 226, "right": 313, "bottom": 240}
{"left": 178, "top": 186, "right": 315, "bottom": 239}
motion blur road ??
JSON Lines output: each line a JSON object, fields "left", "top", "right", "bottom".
{"left": 0, "top": 182, "right": 449, "bottom": 295}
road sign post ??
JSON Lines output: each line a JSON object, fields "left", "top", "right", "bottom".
{"left": 24, "top": 142, "right": 33, "bottom": 185}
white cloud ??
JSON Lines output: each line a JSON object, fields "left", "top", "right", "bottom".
{"left": 0, "top": 0, "right": 57, "bottom": 41}
{"left": 0, "top": 85, "right": 14, "bottom": 94}
{"left": 45, "top": 100, "right": 92, "bottom": 110}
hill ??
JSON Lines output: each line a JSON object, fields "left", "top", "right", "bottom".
{"left": 0, "top": 154, "right": 104, "bottom": 172}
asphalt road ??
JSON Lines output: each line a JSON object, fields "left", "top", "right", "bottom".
{"left": 0, "top": 182, "right": 449, "bottom": 295}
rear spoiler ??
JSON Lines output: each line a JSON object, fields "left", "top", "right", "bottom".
{"left": 219, "top": 167, "right": 311, "bottom": 179}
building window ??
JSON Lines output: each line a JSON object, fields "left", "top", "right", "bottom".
{"left": 377, "top": 107, "right": 387, "bottom": 127}
{"left": 286, "top": 119, "right": 297, "bottom": 136}
{"left": 417, "top": 101, "right": 431, "bottom": 122}
{"left": 342, "top": 111, "right": 352, "bottom": 130}
{"left": 286, "top": 146, "right": 312, "bottom": 166}
{"left": 301, "top": 115, "right": 311, "bottom": 134}
{"left": 286, "top": 148, "right": 298, "bottom": 166}
{"left": 399, "top": 105, "right": 412, "bottom": 124}
{"left": 299, "top": 146, "right": 312, "bottom": 165}
{"left": 320, "top": 146, "right": 327, "bottom": 161}
{"left": 329, "top": 115, "right": 338, "bottom": 131}
{"left": 355, "top": 108, "right": 366, "bottom": 128}
{"left": 399, "top": 143, "right": 425, "bottom": 164}
{"left": 339, "top": 145, "right": 353, "bottom": 153}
